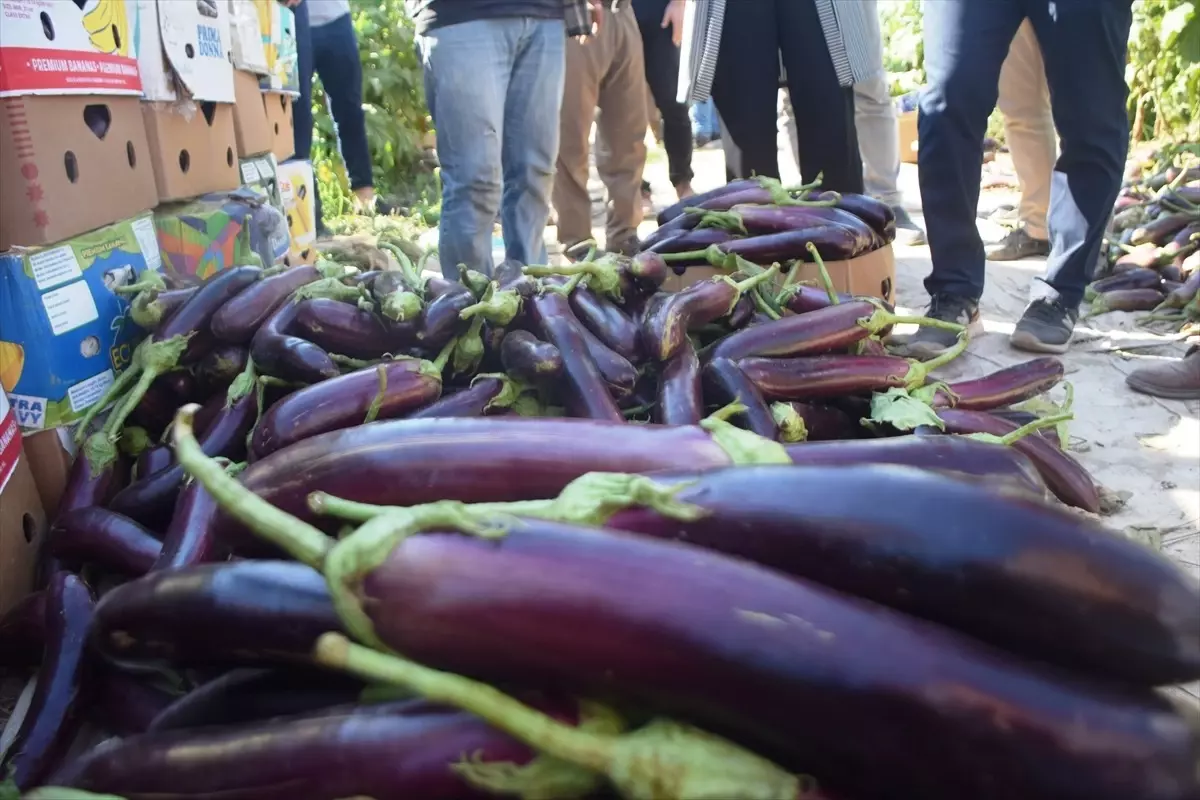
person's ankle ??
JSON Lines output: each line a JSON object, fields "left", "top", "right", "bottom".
{"left": 674, "top": 181, "right": 694, "bottom": 201}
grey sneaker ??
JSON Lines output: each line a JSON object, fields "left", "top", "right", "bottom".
{"left": 892, "top": 206, "right": 927, "bottom": 246}
{"left": 1010, "top": 298, "right": 1079, "bottom": 354}
{"left": 606, "top": 236, "right": 641, "bottom": 257}
{"left": 888, "top": 294, "right": 982, "bottom": 361}
{"left": 986, "top": 227, "right": 1050, "bottom": 261}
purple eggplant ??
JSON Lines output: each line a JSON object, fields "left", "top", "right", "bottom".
{"left": 656, "top": 178, "right": 760, "bottom": 224}
{"left": 159, "top": 266, "right": 263, "bottom": 363}
{"left": 1130, "top": 213, "right": 1197, "bottom": 247}
{"left": 568, "top": 283, "right": 644, "bottom": 362}
{"left": 709, "top": 299, "right": 886, "bottom": 362}
{"left": 1, "top": 571, "right": 95, "bottom": 790}
{"left": 55, "top": 449, "right": 129, "bottom": 523}
{"left": 779, "top": 284, "right": 855, "bottom": 314}
{"left": 701, "top": 357, "right": 778, "bottom": 439}
{"left": 1087, "top": 287, "right": 1166, "bottom": 315}
{"left": 47, "top": 507, "right": 162, "bottom": 576}
{"left": 1086, "top": 268, "right": 1164, "bottom": 300}
{"left": 527, "top": 291, "right": 624, "bottom": 420}
{"left": 211, "top": 265, "right": 322, "bottom": 343}
{"left": 499, "top": 330, "right": 564, "bottom": 386}
{"left": 89, "top": 665, "right": 177, "bottom": 736}
{"left": 131, "top": 286, "right": 198, "bottom": 331}
{"left": 739, "top": 353, "right": 913, "bottom": 400}
{"left": 727, "top": 204, "right": 876, "bottom": 254}
{"left": 656, "top": 343, "right": 704, "bottom": 425}
{"left": 827, "top": 192, "right": 897, "bottom": 243}
{"left": 127, "top": 378, "right": 183, "bottom": 438}
{"left": 134, "top": 444, "right": 174, "bottom": 480}
{"left": 1159, "top": 269, "right": 1200, "bottom": 310}
{"left": 251, "top": 359, "right": 443, "bottom": 458}
{"left": 935, "top": 407, "right": 1100, "bottom": 512}
{"left": 645, "top": 227, "right": 738, "bottom": 261}
{"left": 408, "top": 375, "right": 521, "bottom": 419}
{"left": 641, "top": 270, "right": 774, "bottom": 362}
{"left": 640, "top": 209, "right": 703, "bottom": 250}
{"left": 91, "top": 561, "right": 339, "bottom": 667}
{"left": 151, "top": 480, "right": 222, "bottom": 571}
{"left": 781, "top": 401, "right": 864, "bottom": 441}
{"left": 721, "top": 226, "right": 863, "bottom": 263}
{"left": 417, "top": 277, "right": 474, "bottom": 350}
{"left": 931, "top": 357, "right": 1065, "bottom": 410}
{"left": 292, "top": 297, "right": 418, "bottom": 359}
{"left": 250, "top": 300, "right": 340, "bottom": 384}
{"left": 195, "top": 343, "right": 249, "bottom": 396}
{"left": 599, "top": 464, "right": 1200, "bottom": 686}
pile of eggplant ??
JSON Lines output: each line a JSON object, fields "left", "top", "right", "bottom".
{"left": 1091, "top": 157, "right": 1199, "bottom": 329}
{"left": 2, "top": 186, "right": 1199, "bottom": 799}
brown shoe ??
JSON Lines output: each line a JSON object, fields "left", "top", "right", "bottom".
{"left": 1125, "top": 347, "right": 1200, "bottom": 400}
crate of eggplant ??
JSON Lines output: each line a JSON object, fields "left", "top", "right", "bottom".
{"left": 2, "top": 231, "right": 1200, "bottom": 800}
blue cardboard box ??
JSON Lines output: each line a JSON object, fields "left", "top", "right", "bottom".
{"left": 0, "top": 212, "right": 162, "bottom": 431}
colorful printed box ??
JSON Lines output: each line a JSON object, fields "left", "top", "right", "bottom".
{"left": 153, "top": 188, "right": 289, "bottom": 283}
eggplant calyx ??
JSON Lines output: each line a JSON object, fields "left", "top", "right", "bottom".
{"left": 860, "top": 310, "right": 964, "bottom": 337}
{"left": 474, "top": 372, "right": 525, "bottom": 412}
{"left": 83, "top": 431, "right": 119, "bottom": 475}
{"left": 118, "top": 426, "right": 152, "bottom": 458}
{"left": 226, "top": 357, "right": 258, "bottom": 405}
{"left": 381, "top": 289, "right": 424, "bottom": 322}
{"left": 452, "top": 317, "right": 486, "bottom": 377}
{"left": 496, "top": 472, "right": 708, "bottom": 527}
{"left": 100, "top": 334, "right": 193, "bottom": 445}
{"left": 771, "top": 403, "right": 808, "bottom": 442}
{"left": 293, "top": 276, "right": 364, "bottom": 305}
{"left": 129, "top": 290, "right": 166, "bottom": 330}
{"left": 460, "top": 287, "right": 521, "bottom": 325}
{"left": 455, "top": 748, "right": 605, "bottom": 800}
{"left": 701, "top": 403, "right": 792, "bottom": 465}
{"left": 724, "top": 265, "right": 780, "bottom": 313}
{"left": 525, "top": 261, "right": 623, "bottom": 302}
{"left": 462, "top": 269, "right": 492, "bottom": 299}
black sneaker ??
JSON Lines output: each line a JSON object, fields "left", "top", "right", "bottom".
{"left": 888, "top": 294, "right": 981, "bottom": 361}
{"left": 892, "top": 206, "right": 926, "bottom": 246}
{"left": 985, "top": 227, "right": 1050, "bottom": 261}
{"left": 1010, "top": 298, "right": 1078, "bottom": 354}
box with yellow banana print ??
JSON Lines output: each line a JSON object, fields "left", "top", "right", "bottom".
{"left": 277, "top": 159, "right": 316, "bottom": 265}
{"left": 258, "top": 0, "right": 299, "bottom": 95}
{"left": 0, "top": 0, "right": 141, "bottom": 97}
{"left": 228, "top": 0, "right": 269, "bottom": 75}
{"left": 0, "top": 212, "right": 163, "bottom": 431}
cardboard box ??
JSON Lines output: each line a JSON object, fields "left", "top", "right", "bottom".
{"left": 0, "top": 393, "right": 45, "bottom": 616}
{"left": 898, "top": 110, "right": 918, "bottom": 165}
{"left": 239, "top": 152, "right": 282, "bottom": 209}
{"left": 259, "top": 2, "right": 298, "bottom": 94}
{"left": 0, "top": 94, "right": 159, "bottom": 249}
{"left": 228, "top": 0, "right": 269, "bottom": 74}
{"left": 154, "top": 188, "right": 289, "bottom": 283}
{"left": 136, "top": 0, "right": 235, "bottom": 103}
{"left": 0, "top": 0, "right": 141, "bottom": 97}
{"left": 21, "top": 426, "right": 73, "bottom": 521}
{"left": 142, "top": 100, "right": 240, "bottom": 202}
{"left": 263, "top": 90, "right": 293, "bottom": 161}
{"left": 0, "top": 212, "right": 162, "bottom": 431}
{"left": 278, "top": 159, "right": 316, "bottom": 265}
{"left": 232, "top": 69, "right": 272, "bottom": 157}
{"left": 663, "top": 245, "right": 896, "bottom": 305}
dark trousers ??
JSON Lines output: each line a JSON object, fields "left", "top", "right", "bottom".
{"left": 919, "top": 0, "right": 1133, "bottom": 309}
{"left": 312, "top": 14, "right": 373, "bottom": 192}
{"left": 709, "top": 0, "right": 862, "bottom": 193}
{"left": 291, "top": 0, "right": 322, "bottom": 225}
{"left": 634, "top": 6, "right": 692, "bottom": 187}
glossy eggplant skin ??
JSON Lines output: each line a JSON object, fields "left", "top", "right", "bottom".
{"left": 527, "top": 291, "right": 623, "bottom": 420}
{"left": 729, "top": 205, "right": 876, "bottom": 254}
{"left": 641, "top": 278, "right": 738, "bottom": 362}
{"left": 408, "top": 377, "right": 505, "bottom": 419}
{"left": 739, "top": 354, "right": 910, "bottom": 400}
{"left": 53, "top": 703, "right": 534, "bottom": 800}
{"left": 828, "top": 192, "right": 896, "bottom": 243}
{"left": 718, "top": 226, "right": 861, "bottom": 264}
{"left": 418, "top": 277, "right": 474, "bottom": 350}
{"left": 214, "top": 418, "right": 733, "bottom": 548}
{"left": 48, "top": 507, "right": 162, "bottom": 576}
{"left": 568, "top": 283, "right": 644, "bottom": 363}
{"left": 152, "top": 481, "right": 222, "bottom": 571}
{"left": 640, "top": 209, "right": 702, "bottom": 250}
{"left": 134, "top": 444, "right": 174, "bottom": 481}
{"left": 359, "top": 519, "right": 1200, "bottom": 800}
{"left": 783, "top": 435, "right": 1046, "bottom": 498}
{"left": 158, "top": 265, "right": 262, "bottom": 363}
{"left": 656, "top": 178, "right": 759, "bottom": 224}
{"left": 1, "top": 572, "right": 95, "bottom": 791}
{"left": 251, "top": 360, "right": 441, "bottom": 458}
{"left": 55, "top": 449, "right": 129, "bottom": 522}
{"left": 656, "top": 343, "right": 704, "bottom": 425}
{"left": 499, "top": 330, "right": 564, "bottom": 385}
{"left": 709, "top": 300, "right": 877, "bottom": 362}
{"left": 935, "top": 408, "right": 1101, "bottom": 513}
{"left": 195, "top": 344, "right": 249, "bottom": 396}
{"left": 91, "top": 561, "right": 339, "bottom": 667}
{"left": 603, "top": 464, "right": 1200, "bottom": 686}
{"left": 90, "top": 664, "right": 177, "bottom": 736}
{"left": 211, "top": 265, "right": 321, "bottom": 343}
{"left": 250, "top": 301, "right": 340, "bottom": 384}
{"left": 701, "top": 357, "right": 778, "bottom": 439}
{"left": 292, "top": 297, "right": 418, "bottom": 359}
{"left": 780, "top": 285, "right": 854, "bottom": 314}
{"left": 783, "top": 402, "right": 864, "bottom": 441}
{"left": 932, "top": 357, "right": 1065, "bottom": 410}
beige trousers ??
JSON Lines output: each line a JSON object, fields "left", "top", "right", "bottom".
{"left": 553, "top": 4, "right": 648, "bottom": 249}
{"left": 997, "top": 20, "right": 1056, "bottom": 240}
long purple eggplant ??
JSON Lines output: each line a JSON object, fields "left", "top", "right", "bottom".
{"left": 55, "top": 448, "right": 129, "bottom": 523}
{"left": 784, "top": 434, "right": 1047, "bottom": 497}
{"left": 211, "top": 265, "right": 321, "bottom": 343}
{"left": 89, "top": 664, "right": 177, "bottom": 736}
{"left": 935, "top": 408, "right": 1101, "bottom": 512}
{"left": 827, "top": 192, "right": 896, "bottom": 243}
{"left": 91, "top": 561, "right": 339, "bottom": 667}
{"left": 719, "top": 227, "right": 862, "bottom": 263}
{"left": 108, "top": 391, "right": 258, "bottom": 528}
{"left": 52, "top": 702, "right": 540, "bottom": 800}
{"left": 568, "top": 283, "right": 644, "bottom": 362}
{"left": 133, "top": 444, "right": 173, "bottom": 480}
{"left": 151, "top": 480, "right": 222, "bottom": 571}
{"left": 527, "top": 292, "right": 623, "bottom": 420}
{"left": 641, "top": 270, "right": 774, "bottom": 362}
{"left": 645, "top": 227, "right": 737, "bottom": 262}
{"left": 499, "top": 330, "right": 563, "bottom": 386}
{"left": 779, "top": 284, "right": 854, "bottom": 314}
{"left": 1085, "top": 268, "right": 1164, "bottom": 300}
{"left": 656, "top": 343, "right": 704, "bottom": 425}
{"left": 408, "top": 375, "right": 521, "bottom": 419}
{"left": 701, "top": 357, "right": 778, "bottom": 439}
{"left": 1, "top": 572, "right": 95, "bottom": 791}
{"left": 656, "top": 178, "right": 760, "bottom": 225}
{"left": 251, "top": 359, "right": 442, "bottom": 458}
{"left": 573, "top": 312, "right": 638, "bottom": 400}
{"left": 47, "top": 507, "right": 162, "bottom": 576}
{"left": 710, "top": 299, "right": 886, "bottom": 362}
{"left": 1087, "top": 287, "right": 1166, "bottom": 315}
{"left": 931, "top": 357, "right": 1065, "bottom": 410}
{"left": 250, "top": 300, "right": 340, "bottom": 384}
{"left": 781, "top": 401, "right": 864, "bottom": 441}
{"left": 292, "top": 297, "right": 418, "bottom": 359}
{"left": 726, "top": 204, "right": 876, "bottom": 254}
{"left": 739, "top": 353, "right": 913, "bottom": 400}
{"left": 416, "top": 277, "right": 474, "bottom": 350}
{"left": 640, "top": 209, "right": 703, "bottom": 250}
{"left": 597, "top": 464, "right": 1200, "bottom": 686}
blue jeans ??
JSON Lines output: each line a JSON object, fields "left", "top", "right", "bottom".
{"left": 312, "top": 14, "right": 372, "bottom": 193}
{"left": 919, "top": 0, "right": 1132, "bottom": 309}
{"left": 690, "top": 98, "right": 719, "bottom": 140}
{"left": 418, "top": 18, "right": 565, "bottom": 278}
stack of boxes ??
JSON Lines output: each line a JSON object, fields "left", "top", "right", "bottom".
{"left": 0, "top": 0, "right": 314, "bottom": 588}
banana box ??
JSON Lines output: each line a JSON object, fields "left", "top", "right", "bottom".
{"left": 154, "top": 187, "right": 289, "bottom": 284}
{"left": 135, "top": 0, "right": 235, "bottom": 103}
{"left": 239, "top": 152, "right": 283, "bottom": 210}
{"left": 0, "top": 0, "right": 141, "bottom": 97}
{"left": 258, "top": 1, "right": 298, "bottom": 94}
{"left": 228, "top": 0, "right": 268, "bottom": 74}
{"left": 0, "top": 390, "right": 46, "bottom": 617}
{"left": 277, "top": 159, "right": 316, "bottom": 265}
{"left": 0, "top": 212, "right": 162, "bottom": 431}
{"left": 264, "top": 90, "right": 294, "bottom": 160}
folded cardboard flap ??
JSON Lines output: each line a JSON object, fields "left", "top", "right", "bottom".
{"left": 137, "top": 0, "right": 236, "bottom": 104}
{"left": 0, "top": 95, "right": 158, "bottom": 249}
{"left": 232, "top": 69, "right": 272, "bottom": 157}
{"left": 22, "top": 427, "right": 74, "bottom": 521}
{"left": 142, "top": 100, "right": 240, "bottom": 202}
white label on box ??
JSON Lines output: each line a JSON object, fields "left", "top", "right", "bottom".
{"left": 41, "top": 280, "right": 99, "bottom": 335}
{"left": 68, "top": 370, "right": 114, "bottom": 414}
{"left": 131, "top": 214, "right": 161, "bottom": 273}
{"left": 29, "top": 245, "right": 83, "bottom": 290}
{"left": 8, "top": 393, "right": 47, "bottom": 430}
{"left": 241, "top": 161, "right": 261, "bottom": 183}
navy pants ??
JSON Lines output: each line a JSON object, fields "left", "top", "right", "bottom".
{"left": 291, "top": 0, "right": 320, "bottom": 224}
{"left": 919, "top": 0, "right": 1133, "bottom": 310}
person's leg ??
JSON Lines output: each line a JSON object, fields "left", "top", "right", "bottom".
{"left": 291, "top": 0, "right": 324, "bottom": 231}
{"left": 1011, "top": 0, "right": 1133, "bottom": 353}
{"left": 499, "top": 18, "right": 565, "bottom": 266}
{"left": 311, "top": 15, "right": 376, "bottom": 206}
{"left": 419, "top": 20, "right": 514, "bottom": 278}
{"left": 894, "top": 0, "right": 1022, "bottom": 359}
{"left": 776, "top": 0, "right": 863, "bottom": 194}
{"left": 709, "top": 1, "right": 780, "bottom": 180}
{"left": 639, "top": 14, "right": 693, "bottom": 196}
{"left": 853, "top": 71, "right": 902, "bottom": 208}
{"left": 552, "top": 28, "right": 604, "bottom": 249}
{"left": 718, "top": 106, "right": 742, "bottom": 181}
{"left": 594, "top": 5, "right": 649, "bottom": 252}
{"left": 778, "top": 88, "right": 800, "bottom": 180}
{"left": 987, "top": 19, "right": 1056, "bottom": 261}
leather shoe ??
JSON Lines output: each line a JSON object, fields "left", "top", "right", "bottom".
{"left": 1126, "top": 347, "right": 1200, "bottom": 400}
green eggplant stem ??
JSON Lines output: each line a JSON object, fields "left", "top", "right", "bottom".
{"left": 696, "top": 210, "right": 748, "bottom": 234}
{"left": 72, "top": 342, "right": 146, "bottom": 443}
{"left": 377, "top": 241, "right": 423, "bottom": 289}
{"left": 657, "top": 244, "right": 725, "bottom": 265}
{"left": 966, "top": 412, "right": 1074, "bottom": 447}
{"left": 171, "top": 403, "right": 334, "bottom": 569}
{"left": 112, "top": 271, "right": 167, "bottom": 295}
{"left": 863, "top": 311, "right": 966, "bottom": 336}
{"left": 363, "top": 364, "right": 389, "bottom": 424}
{"left": 804, "top": 242, "right": 839, "bottom": 305}
{"left": 431, "top": 336, "right": 459, "bottom": 373}
{"left": 97, "top": 335, "right": 192, "bottom": 453}
{"left": 750, "top": 287, "right": 782, "bottom": 320}
{"left": 902, "top": 331, "right": 970, "bottom": 389}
